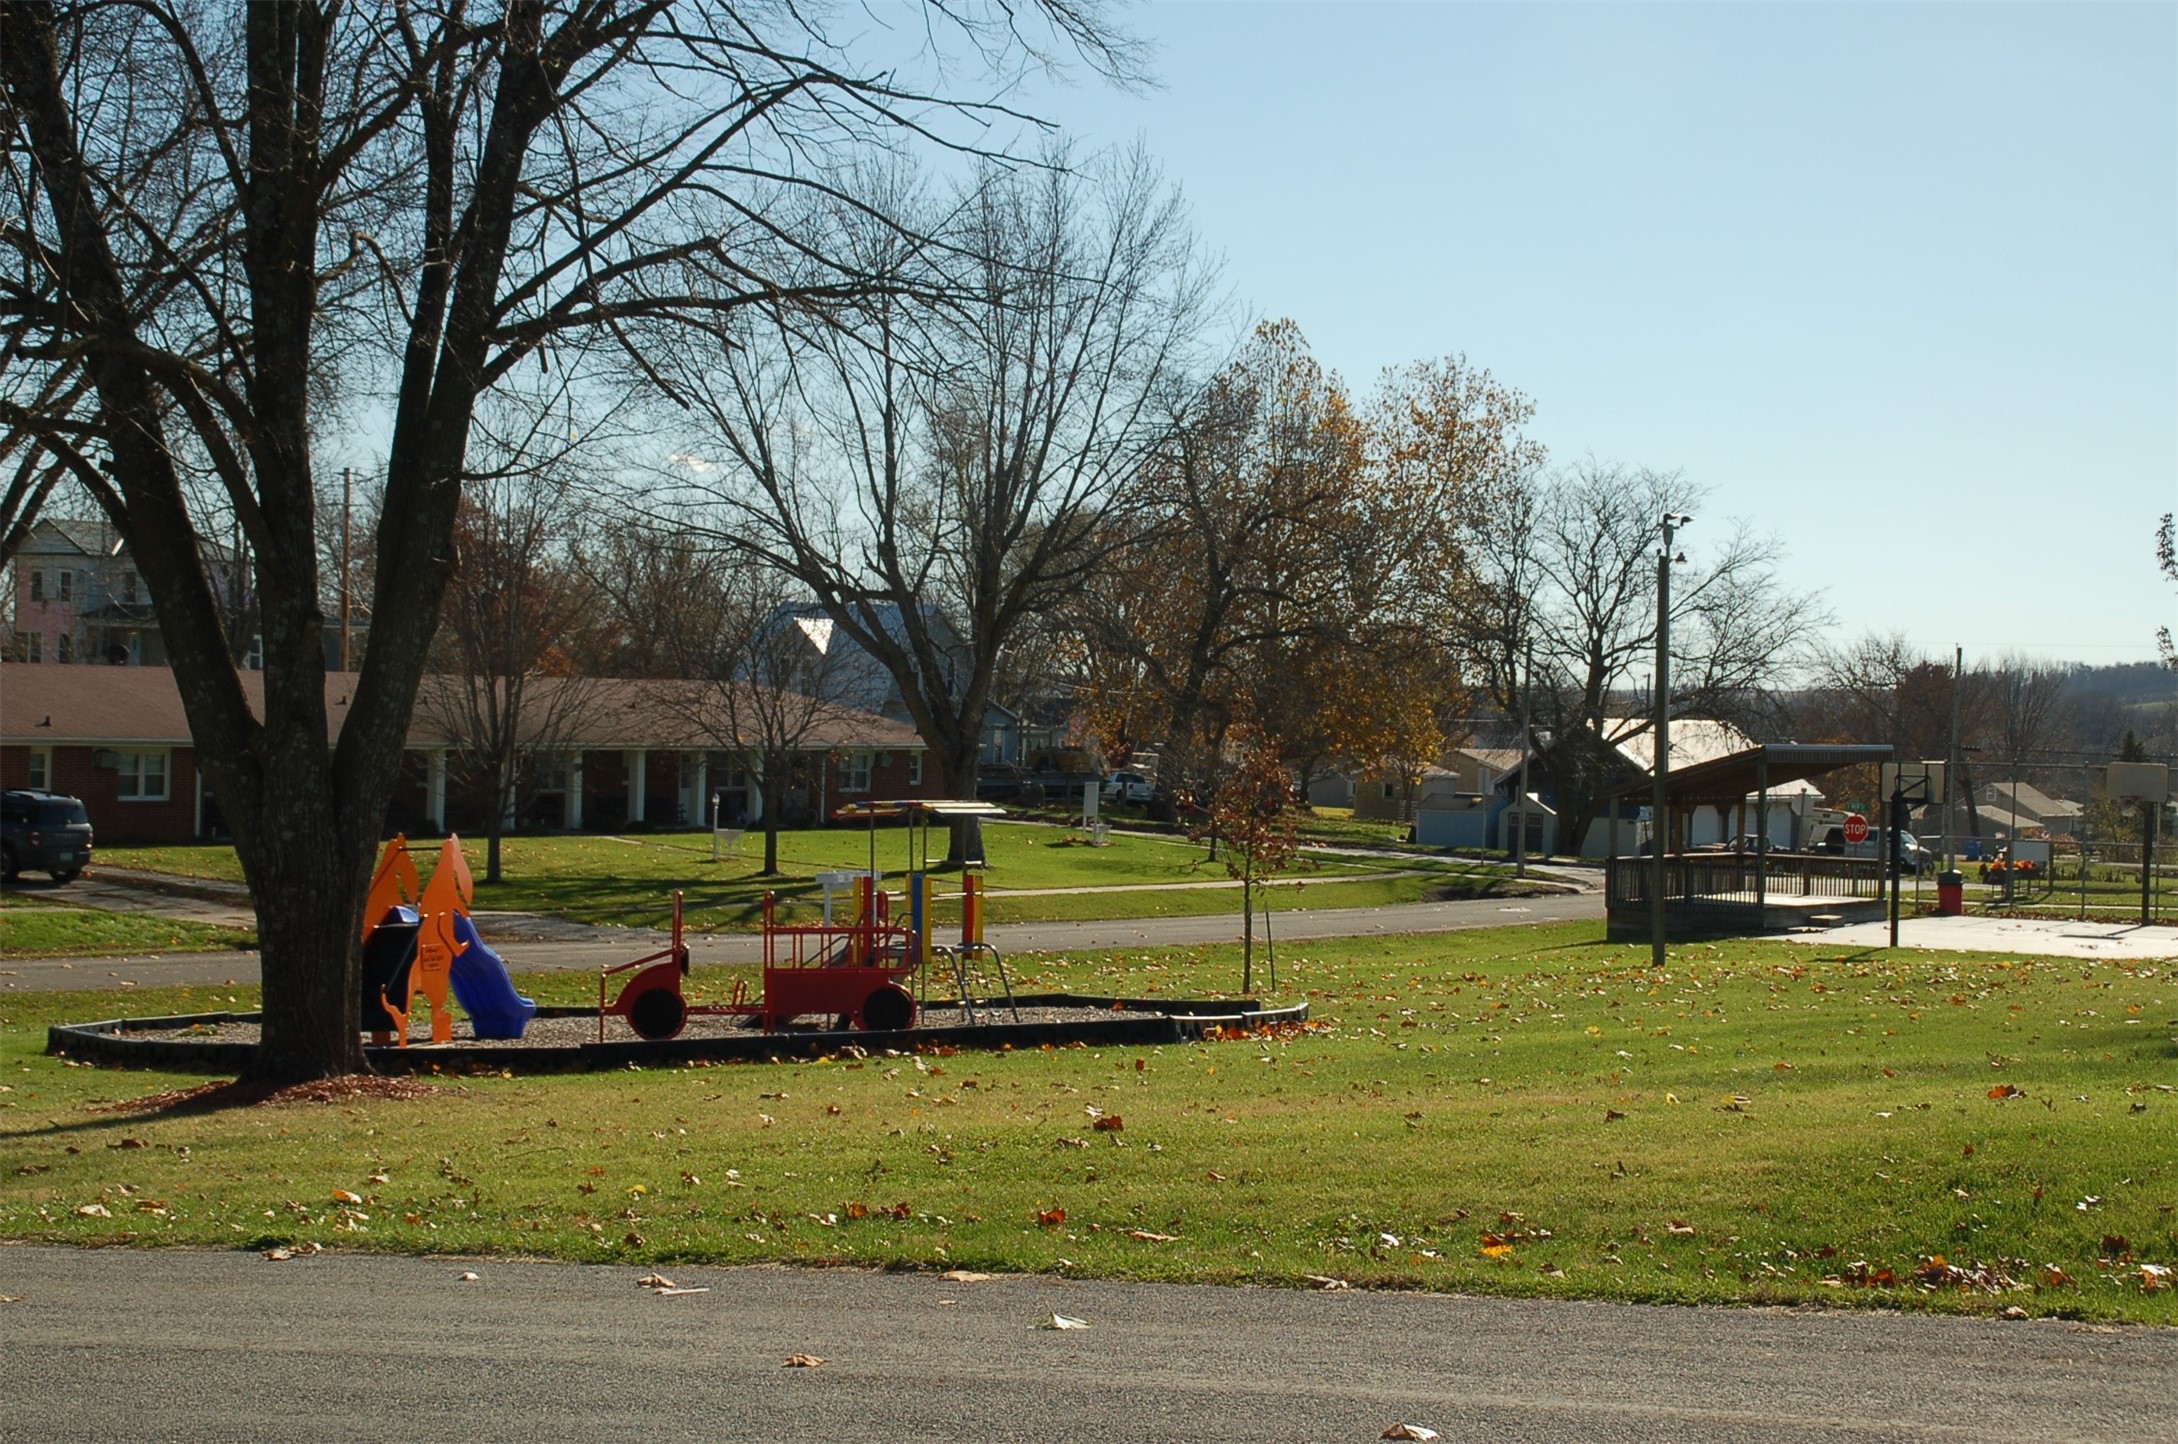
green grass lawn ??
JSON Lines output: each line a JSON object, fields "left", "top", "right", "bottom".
{"left": 5, "top": 922, "right": 2175, "bottom": 1323}
{"left": 0, "top": 905, "right": 257, "bottom": 958}
{"left": 95, "top": 824, "right": 1530, "bottom": 932}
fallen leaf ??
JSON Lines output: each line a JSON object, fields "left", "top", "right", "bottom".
{"left": 844, "top": 1202, "right": 870, "bottom": 1221}
{"left": 332, "top": 1188, "right": 364, "bottom": 1205}
{"left": 1603, "top": 1108, "right": 1625, "bottom": 1122}
{"left": 1125, "top": 1230, "right": 1179, "bottom": 1242}
{"left": 1480, "top": 1243, "right": 1513, "bottom": 1259}
{"left": 74, "top": 1203, "right": 111, "bottom": 1218}
{"left": 1999, "top": 1305, "right": 2029, "bottom": 1320}
{"left": 1092, "top": 1115, "right": 1124, "bottom": 1132}
{"left": 1036, "top": 1313, "right": 1091, "bottom": 1330}
{"left": 1382, "top": 1426, "right": 1441, "bottom": 1441}
{"left": 1035, "top": 1207, "right": 1066, "bottom": 1226}
{"left": 1303, "top": 1274, "right": 1351, "bottom": 1290}
{"left": 783, "top": 1354, "right": 826, "bottom": 1367}
{"left": 939, "top": 1270, "right": 992, "bottom": 1283}
{"left": 457, "top": 1270, "right": 479, "bottom": 1281}
{"left": 1988, "top": 1084, "right": 2024, "bottom": 1100}
{"left": 637, "top": 1272, "right": 676, "bottom": 1290}
{"left": 1667, "top": 1221, "right": 1697, "bottom": 1236}
{"left": 263, "top": 1247, "right": 293, "bottom": 1261}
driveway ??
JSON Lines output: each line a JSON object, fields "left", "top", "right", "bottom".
{"left": 0, "top": 1246, "right": 2164, "bottom": 1443}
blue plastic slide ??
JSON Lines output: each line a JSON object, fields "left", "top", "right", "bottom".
{"left": 447, "top": 912, "right": 537, "bottom": 1040}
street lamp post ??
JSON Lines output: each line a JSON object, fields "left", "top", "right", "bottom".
{"left": 1651, "top": 513, "right": 1691, "bottom": 969}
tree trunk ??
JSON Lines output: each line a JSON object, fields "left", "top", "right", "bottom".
{"left": 942, "top": 747, "right": 985, "bottom": 868}
{"left": 762, "top": 755, "right": 784, "bottom": 875}
{"left": 485, "top": 763, "right": 509, "bottom": 884}
{"left": 233, "top": 745, "right": 376, "bottom": 1082}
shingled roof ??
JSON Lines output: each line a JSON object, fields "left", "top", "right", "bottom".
{"left": 0, "top": 664, "right": 922, "bottom": 752}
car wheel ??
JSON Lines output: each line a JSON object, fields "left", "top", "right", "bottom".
{"left": 1, "top": 845, "right": 17, "bottom": 882}
{"left": 50, "top": 868, "right": 79, "bottom": 885}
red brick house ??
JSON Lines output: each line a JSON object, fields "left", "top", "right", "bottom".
{"left": 0, "top": 664, "right": 934, "bottom": 845}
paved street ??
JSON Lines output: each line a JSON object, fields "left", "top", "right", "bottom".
{"left": 1, "top": 1247, "right": 2168, "bottom": 1443}
{"left": 0, "top": 891, "right": 1606, "bottom": 994}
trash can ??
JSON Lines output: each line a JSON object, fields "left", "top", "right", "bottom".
{"left": 1936, "top": 870, "right": 1964, "bottom": 917}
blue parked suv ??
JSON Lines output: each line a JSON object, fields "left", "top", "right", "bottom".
{"left": 2, "top": 789, "right": 95, "bottom": 884}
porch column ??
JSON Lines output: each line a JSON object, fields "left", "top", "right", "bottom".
{"left": 193, "top": 760, "right": 205, "bottom": 838}
{"left": 627, "top": 750, "right": 647, "bottom": 824}
{"left": 692, "top": 756, "right": 709, "bottom": 828}
{"left": 567, "top": 753, "right": 585, "bottom": 831}
{"left": 428, "top": 750, "right": 448, "bottom": 833}
{"left": 1754, "top": 755, "right": 1770, "bottom": 929}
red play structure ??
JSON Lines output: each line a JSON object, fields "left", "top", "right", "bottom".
{"left": 599, "top": 800, "right": 1014, "bottom": 1041}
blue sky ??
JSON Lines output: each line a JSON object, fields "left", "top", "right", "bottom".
{"left": 1011, "top": 2, "right": 2177, "bottom": 665}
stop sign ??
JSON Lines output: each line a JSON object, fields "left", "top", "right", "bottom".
{"left": 1842, "top": 813, "right": 1870, "bottom": 845}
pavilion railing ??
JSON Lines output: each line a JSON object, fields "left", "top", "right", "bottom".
{"left": 1608, "top": 853, "right": 1886, "bottom": 912}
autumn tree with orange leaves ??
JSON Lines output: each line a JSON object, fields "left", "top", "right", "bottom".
{"left": 1078, "top": 321, "right": 1535, "bottom": 821}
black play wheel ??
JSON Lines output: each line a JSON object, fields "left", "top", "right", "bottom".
{"left": 859, "top": 984, "right": 913, "bottom": 1033}
{"left": 627, "top": 985, "right": 688, "bottom": 1041}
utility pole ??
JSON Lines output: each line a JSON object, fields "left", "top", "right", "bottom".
{"left": 1651, "top": 513, "right": 1690, "bottom": 968}
{"left": 1943, "top": 643, "right": 1961, "bottom": 870}
{"left": 1513, "top": 636, "right": 1532, "bottom": 878}
{"left": 339, "top": 467, "right": 353, "bottom": 673}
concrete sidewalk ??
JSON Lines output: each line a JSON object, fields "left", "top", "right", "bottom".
{"left": 1792, "top": 913, "right": 2178, "bottom": 960}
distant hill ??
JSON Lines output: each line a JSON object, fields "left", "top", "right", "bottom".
{"left": 2061, "top": 661, "right": 2176, "bottom": 706}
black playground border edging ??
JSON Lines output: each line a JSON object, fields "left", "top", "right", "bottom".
{"left": 47, "top": 995, "right": 1310, "bottom": 1074}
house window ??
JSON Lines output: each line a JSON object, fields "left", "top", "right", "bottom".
{"left": 57, "top": 570, "right": 72, "bottom": 602}
{"left": 841, "top": 750, "right": 872, "bottom": 794}
{"left": 121, "top": 572, "right": 138, "bottom": 604}
{"left": 55, "top": 633, "right": 72, "bottom": 664}
{"left": 25, "top": 747, "right": 50, "bottom": 790}
{"left": 117, "top": 749, "right": 170, "bottom": 801}
{"left": 15, "top": 631, "right": 40, "bottom": 663}
{"left": 908, "top": 752, "right": 923, "bottom": 787}
{"left": 29, "top": 571, "right": 44, "bottom": 602}
{"left": 1382, "top": 781, "right": 1396, "bottom": 800}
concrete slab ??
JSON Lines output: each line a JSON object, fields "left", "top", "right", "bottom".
{"left": 1788, "top": 912, "right": 2178, "bottom": 960}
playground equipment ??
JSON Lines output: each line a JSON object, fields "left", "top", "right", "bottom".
{"left": 598, "top": 799, "right": 1020, "bottom": 1041}
{"left": 359, "top": 834, "right": 537, "bottom": 1044}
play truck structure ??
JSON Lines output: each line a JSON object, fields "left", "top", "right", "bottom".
{"left": 359, "top": 835, "right": 537, "bottom": 1044}
{"left": 599, "top": 799, "right": 1019, "bottom": 1041}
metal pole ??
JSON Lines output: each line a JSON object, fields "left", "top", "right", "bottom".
{"left": 1651, "top": 514, "right": 1683, "bottom": 968}
{"left": 1514, "top": 637, "right": 1532, "bottom": 877}
{"left": 2143, "top": 802, "right": 2156, "bottom": 928}
{"left": 340, "top": 467, "right": 352, "bottom": 672}
{"left": 1889, "top": 781, "right": 1904, "bottom": 948}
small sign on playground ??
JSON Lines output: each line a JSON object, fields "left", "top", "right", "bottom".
{"left": 1841, "top": 813, "right": 1869, "bottom": 845}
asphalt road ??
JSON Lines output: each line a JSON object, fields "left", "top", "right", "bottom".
{"left": 0, "top": 1247, "right": 2167, "bottom": 1443}
{"left": 0, "top": 892, "right": 1604, "bottom": 994}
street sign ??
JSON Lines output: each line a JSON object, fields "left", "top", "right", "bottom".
{"left": 1842, "top": 813, "right": 1869, "bottom": 845}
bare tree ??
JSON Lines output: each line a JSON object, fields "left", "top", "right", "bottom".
{"left": 1987, "top": 655, "right": 2070, "bottom": 839}
{"left": 573, "top": 511, "right": 738, "bottom": 679}
{"left": 673, "top": 146, "right": 1208, "bottom": 863}
{"left": 665, "top": 569, "right": 856, "bottom": 874}
{"left": 1472, "top": 462, "right": 1825, "bottom": 846}
{"left": 0, "top": 0, "right": 1139, "bottom": 1078}
{"left": 420, "top": 463, "right": 603, "bottom": 883}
